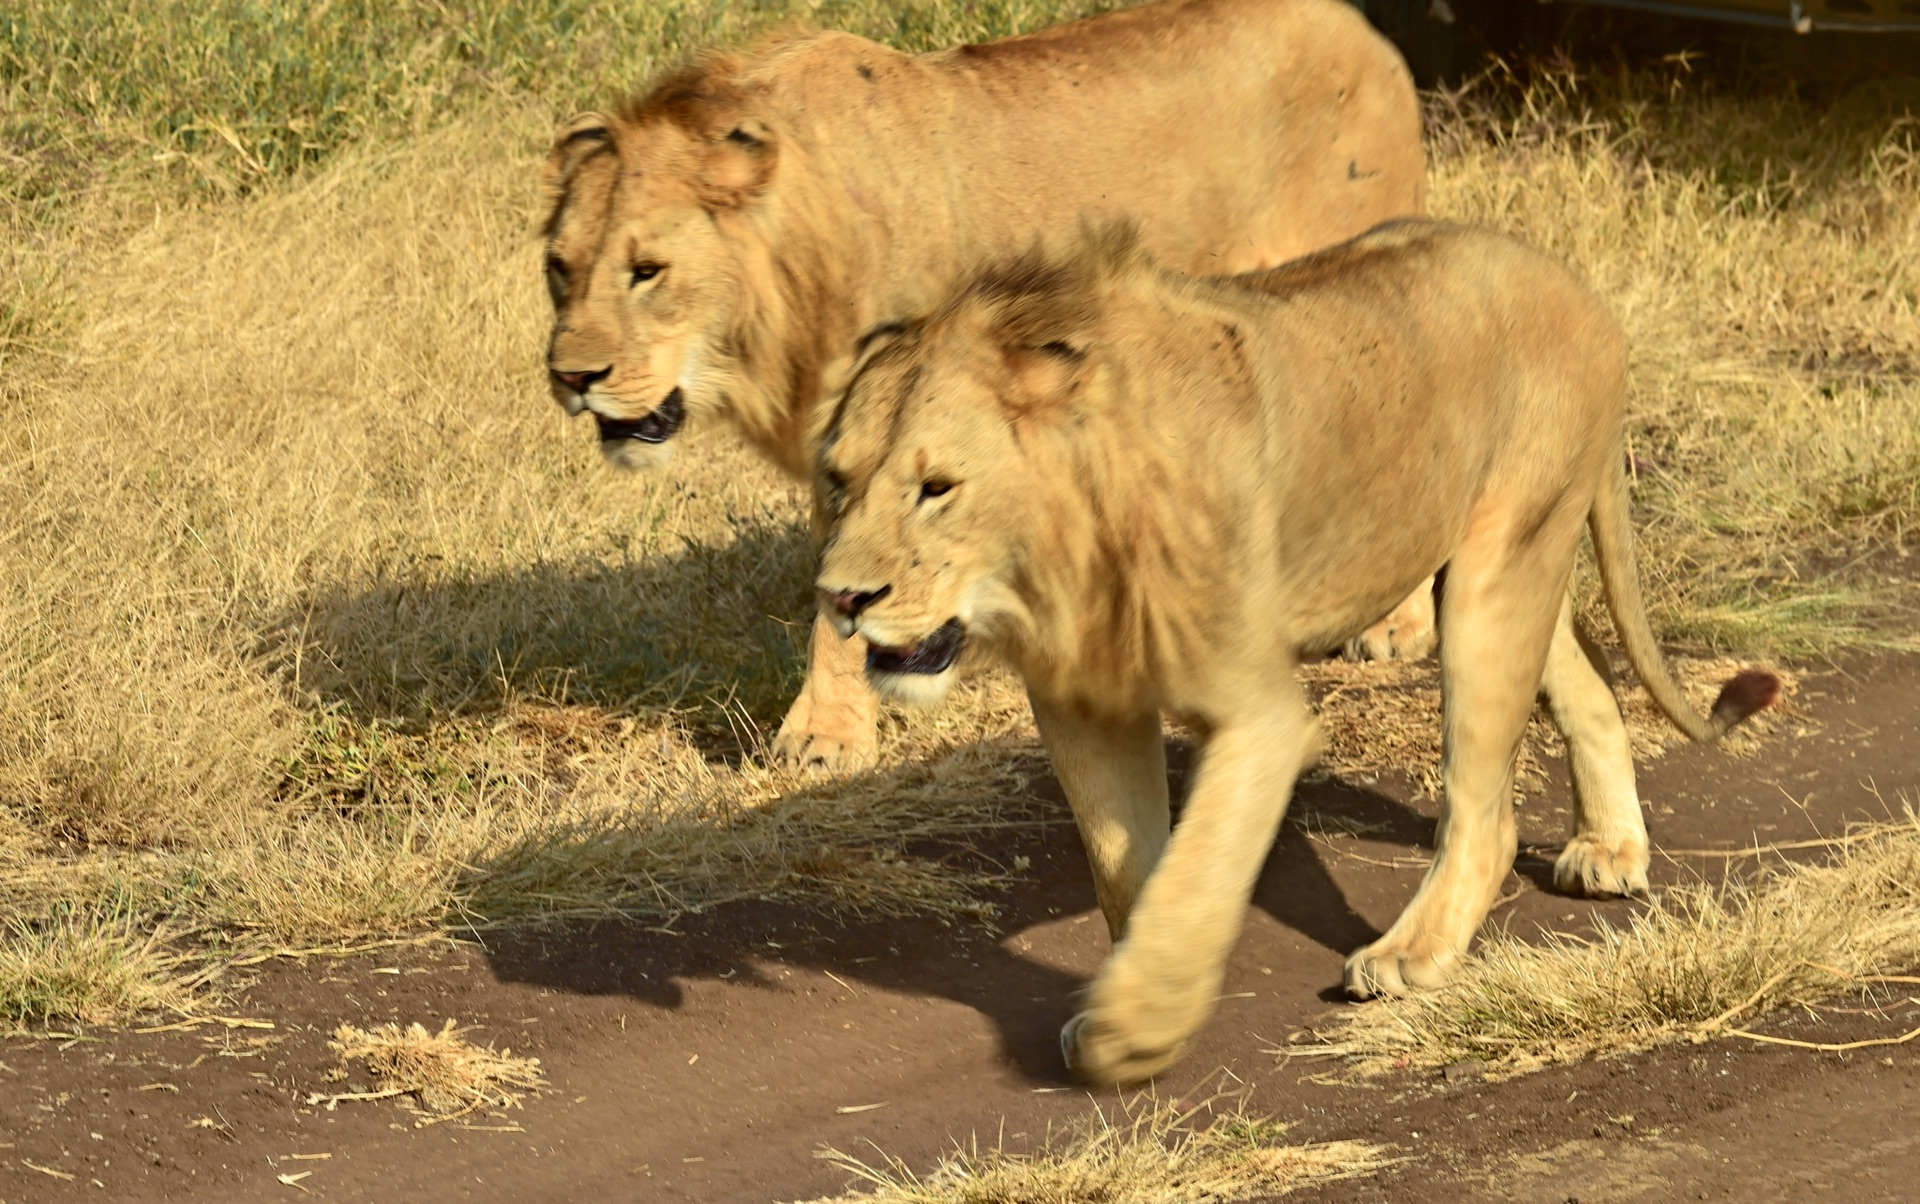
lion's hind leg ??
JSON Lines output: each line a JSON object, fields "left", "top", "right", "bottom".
{"left": 1345, "top": 521, "right": 1575, "bottom": 999}
{"left": 1541, "top": 594, "right": 1650, "bottom": 898}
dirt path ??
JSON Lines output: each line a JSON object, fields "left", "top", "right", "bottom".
{"left": 4, "top": 654, "right": 1917, "bottom": 1202}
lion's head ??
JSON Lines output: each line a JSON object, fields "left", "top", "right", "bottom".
{"left": 813, "top": 230, "right": 1175, "bottom": 706}
{"left": 540, "top": 66, "right": 790, "bottom": 472}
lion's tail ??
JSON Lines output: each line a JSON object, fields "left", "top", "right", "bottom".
{"left": 1589, "top": 451, "right": 1781, "bottom": 743}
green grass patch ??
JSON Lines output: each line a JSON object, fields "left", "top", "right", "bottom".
{"left": 1, "top": 0, "right": 1118, "bottom": 206}
{"left": 0, "top": 894, "right": 196, "bottom": 1029}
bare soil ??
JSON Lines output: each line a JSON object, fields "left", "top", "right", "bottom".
{"left": 4, "top": 654, "right": 1917, "bottom": 1203}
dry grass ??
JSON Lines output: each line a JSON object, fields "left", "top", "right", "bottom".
{"left": 1, "top": 11, "right": 1915, "bottom": 1029}
{"left": 1427, "top": 65, "right": 1920, "bottom": 652}
{"left": 0, "top": 901, "right": 197, "bottom": 1030}
{"left": 0, "top": 0, "right": 1122, "bottom": 206}
{"left": 1309, "top": 814, "right": 1920, "bottom": 1077}
{"left": 805, "top": 1097, "right": 1395, "bottom": 1203}
{"left": 321, "top": 1018, "right": 545, "bottom": 1118}
{"left": 0, "top": 97, "right": 1053, "bottom": 1023}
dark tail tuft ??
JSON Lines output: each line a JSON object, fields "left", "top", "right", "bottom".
{"left": 1709, "top": 669, "right": 1783, "bottom": 737}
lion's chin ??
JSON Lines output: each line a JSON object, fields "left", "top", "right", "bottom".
{"left": 867, "top": 665, "right": 960, "bottom": 709}
{"left": 597, "top": 438, "right": 677, "bottom": 473}
{"left": 589, "top": 387, "right": 688, "bottom": 473}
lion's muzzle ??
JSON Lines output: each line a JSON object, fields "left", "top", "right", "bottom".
{"left": 550, "top": 366, "right": 609, "bottom": 395}
{"left": 821, "top": 584, "right": 892, "bottom": 627}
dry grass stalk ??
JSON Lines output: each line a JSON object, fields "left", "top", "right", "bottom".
{"left": 804, "top": 1098, "right": 1394, "bottom": 1203}
{"left": 1310, "top": 814, "right": 1920, "bottom": 1077}
{"left": 321, "top": 1019, "right": 544, "bottom": 1119}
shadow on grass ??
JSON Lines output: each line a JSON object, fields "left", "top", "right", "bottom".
{"left": 1438, "top": 23, "right": 1920, "bottom": 216}
{"left": 275, "top": 502, "right": 1462, "bottom": 1079}
{"left": 275, "top": 514, "right": 817, "bottom": 741}
{"left": 472, "top": 739, "right": 1433, "bottom": 1084}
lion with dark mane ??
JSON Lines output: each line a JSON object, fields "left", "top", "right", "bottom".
{"left": 813, "top": 220, "right": 1780, "bottom": 1084}
{"left": 539, "top": 0, "right": 1429, "bottom": 771}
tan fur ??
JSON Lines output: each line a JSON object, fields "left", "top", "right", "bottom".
{"left": 813, "top": 221, "right": 1778, "bottom": 1084}
{"left": 538, "top": 0, "right": 1429, "bottom": 771}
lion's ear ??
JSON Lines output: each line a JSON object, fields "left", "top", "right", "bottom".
{"left": 543, "top": 113, "right": 612, "bottom": 192}
{"left": 1002, "top": 338, "right": 1090, "bottom": 410}
{"left": 701, "top": 117, "right": 777, "bottom": 207}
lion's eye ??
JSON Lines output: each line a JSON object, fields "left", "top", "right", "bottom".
{"left": 630, "top": 262, "right": 665, "bottom": 287}
{"left": 919, "top": 479, "right": 955, "bottom": 501}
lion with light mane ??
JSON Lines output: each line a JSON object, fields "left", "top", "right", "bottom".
{"left": 813, "top": 220, "right": 1781, "bottom": 1085}
{"left": 539, "top": 0, "right": 1431, "bottom": 773}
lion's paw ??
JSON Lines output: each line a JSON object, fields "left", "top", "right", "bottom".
{"left": 1552, "top": 836, "right": 1649, "bottom": 898}
{"left": 1343, "top": 938, "right": 1459, "bottom": 1000}
{"left": 770, "top": 695, "right": 879, "bottom": 774}
{"left": 1060, "top": 1010, "right": 1190, "bottom": 1086}
{"left": 1342, "top": 581, "right": 1437, "bottom": 663}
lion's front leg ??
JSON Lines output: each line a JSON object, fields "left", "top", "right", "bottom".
{"left": 1029, "top": 693, "right": 1171, "bottom": 943}
{"left": 1062, "top": 681, "right": 1320, "bottom": 1086}
{"left": 1343, "top": 574, "right": 1438, "bottom": 662}
{"left": 770, "top": 610, "right": 880, "bottom": 773}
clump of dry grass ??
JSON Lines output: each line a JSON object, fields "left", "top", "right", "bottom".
{"left": 321, "top": 1018, "right": 544, "bottom": 1118}
{"left": 1313, "top": 814, "right": 1920, "bottom": 1076}
{"left": 807, "top": 1099, "right": 1394, "bottom": 1204}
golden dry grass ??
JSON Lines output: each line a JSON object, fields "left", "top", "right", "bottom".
{"left": 1307, "top": 813, "right": 1920, "bottom": 1077}
{"left": 0, "top": 15, "right": 1915, "bottom": 1031}
{"left": 806, "top": 1097, "right": 1395, "bottom": 1203}
{"left": 1427, "top": 65, "right": 1920, "bottom": 651}
{"left": 0, "top": 101, "right": 1055, "bottom": 1023}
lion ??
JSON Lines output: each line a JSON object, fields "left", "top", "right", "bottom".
{"left": 539, "top": 0, "right": 1433, "bottom": 774}
{"left": 811, "top": 220, "right": 1782, "bottom": 1085}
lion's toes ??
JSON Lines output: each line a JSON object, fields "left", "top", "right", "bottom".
{"left": 770, "top": 726, "right": 878, "bottom": 773}
{"left": 771, "top": 702, "right": 879, "bottom": 774}
{"left": 1343, "top": 939, "right": 1458, "bottom": 1000}
{"left": 1342, "top": 583, "right": 1438, "bottom": 663}
{"left": 1060, "top": 1010, "right": 1189, "bottom": 1086}
{"left": 1552, "top": 836, "right": 1650, "bottom": 898}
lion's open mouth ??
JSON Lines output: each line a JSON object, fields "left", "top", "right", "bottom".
{"left": 867, "top": 620, "right": 967, "bottom": 676}
{"left": 594, "top": 388, "right": 686, "bottom": 444}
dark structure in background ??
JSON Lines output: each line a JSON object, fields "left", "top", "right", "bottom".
{"left": 1365, "top": 0, "right": 1920, "bottom": 86}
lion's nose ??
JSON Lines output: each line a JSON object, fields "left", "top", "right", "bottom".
{"left": 822, "top": 585, "right": 892, "bottom": 619}
{"left": 551, "top": 366, "right": 611, "bottom": 394}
